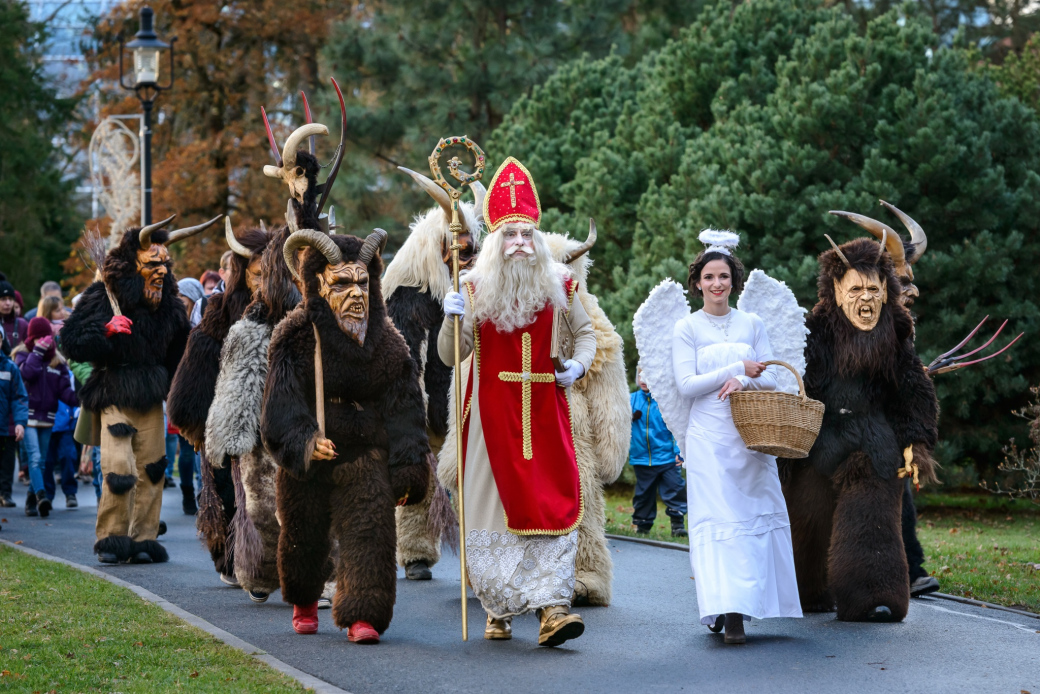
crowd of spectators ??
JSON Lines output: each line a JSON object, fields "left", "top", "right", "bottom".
{"left": 0, "top": 261, "right": 224, "bottom": 525}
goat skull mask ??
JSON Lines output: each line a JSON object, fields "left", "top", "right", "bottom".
{"left": 834, "top": 269, "right": 887, "bottom": 331}
{"left": 136, "top": 245, "right": 170, "bottom": 309}
{"left": 318, "top": 261, "right": 370, "bottom": 345}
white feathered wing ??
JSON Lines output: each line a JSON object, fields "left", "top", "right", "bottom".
{"left": 736, "top": 269, "right": 809, "bottom": 394}
{"left": 632, "top": 279, "right": 693, "bottom": 459}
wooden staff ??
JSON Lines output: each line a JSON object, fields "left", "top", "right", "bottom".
{"left": 427, "top": 136, "right": 485, "bottom": 641}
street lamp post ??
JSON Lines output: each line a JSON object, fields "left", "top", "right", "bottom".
{"left": 118, "top": 6, "right": 176, "bottom": 226}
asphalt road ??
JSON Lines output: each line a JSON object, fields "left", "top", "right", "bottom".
{"left": 3, "top": 482, "right": 1039, "bottom": 693}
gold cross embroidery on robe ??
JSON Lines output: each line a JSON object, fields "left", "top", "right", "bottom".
{"left": 498, "top": 332, "right": 555, "bottom": 460}
{"left": 500, "top": 172, "right": 525, "bottom": 208}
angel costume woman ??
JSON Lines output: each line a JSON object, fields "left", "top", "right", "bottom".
{"left": 635, "top": 230, "right": 801, "bottom": 644}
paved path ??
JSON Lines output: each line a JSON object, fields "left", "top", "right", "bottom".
{"left": 3, "top": 483, "right": 1038, "bottom": 693}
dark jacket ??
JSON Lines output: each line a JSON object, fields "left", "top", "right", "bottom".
{"left": 1, "top": 315, "right": 29, "bottom": 349}
{"left": 14, "top": 346, "right": 78, "bottom": 427}
{"left": 1, "top": 351, "right": 28, "bottom": 435}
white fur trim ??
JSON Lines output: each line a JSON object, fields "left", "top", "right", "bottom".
{"left": 205, "top": 317, "right": 271, "bottom": 464}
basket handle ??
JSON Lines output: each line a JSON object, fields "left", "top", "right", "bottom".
{"left": 761, "top": 360, "right": 808, "bottom": 402}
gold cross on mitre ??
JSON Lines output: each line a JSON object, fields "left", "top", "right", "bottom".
{"left": 500, "top": 172, "right": 525, "bottom": 208}
{"left": 498, "top": 332, "right": 555, "bottom": 460}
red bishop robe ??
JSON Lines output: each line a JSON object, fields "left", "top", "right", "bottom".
{"left": 460, "top": 279, "right": 583, "bottom": 534}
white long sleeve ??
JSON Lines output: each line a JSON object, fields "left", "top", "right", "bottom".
{"left": 737, "top": 314, "right": 780, "bottom": 392}
{"left": 672, "top": 318, "right": 746, "bottom": 398}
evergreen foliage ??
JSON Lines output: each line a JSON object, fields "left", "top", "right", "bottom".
{"left": 0, "top": 0, "right": 82, "bottom": 304}
{"left": 490, "top": 0, "right": 1040, "bottom": 469}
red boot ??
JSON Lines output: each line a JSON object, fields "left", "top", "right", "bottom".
{"left": 347, "top": 621, "right": 380, "bottom": 644}
{"left": 292, "top": 602, "right": 319, "bottom": 634}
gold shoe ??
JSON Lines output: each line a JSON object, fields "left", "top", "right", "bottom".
{"left": 537, "top": 606, "right": 585, "bottom": 647}
{"left": 484, "top": 615, "right": 512, "bottom": 640}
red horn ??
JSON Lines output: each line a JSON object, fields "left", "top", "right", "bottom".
{"left": 300, "top": 90, "right": 316, "bottom": 156}
{"left": 261, "top": 106, "right": 283, "bottom": 168}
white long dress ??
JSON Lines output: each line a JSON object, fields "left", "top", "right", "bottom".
{"left": 672, "top": 308, "right": 802, "bottom": 625}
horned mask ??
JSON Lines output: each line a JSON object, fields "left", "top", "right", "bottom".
{"left": 824, "top": 233, "right": 890, "bottom": 332}
{"left": 136, "top": 214, "right": 220, "bottom": 308}
{"left": 283, "top": 221, "right": 388, "bottom": 346}
{"left": 398, "top": 166, "right": 486, "bottom": 271}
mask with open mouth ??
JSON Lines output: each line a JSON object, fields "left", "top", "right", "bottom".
{"left": 834, "top": 268, "right": 887, "bottom": 331}
{"left": 136, "top": 245, "right": 171, "bottom": 309}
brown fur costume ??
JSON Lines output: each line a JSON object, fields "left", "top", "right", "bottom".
{"left": 778, "top": 238, "right": 938, "bottom": 622}
{"left": 437, "top": 232, "right": 631, "bottom": 606}
{"left": 167, "top": 226, "right": 267, "bottom": 577}
{"left": 206, "top": 224, "right": 300, "bottom": 595}
{"left": 60, "top": 225, "right": 191, "bottom": 562}
{"left": 261, "top": 234, "right": 430, "bottom": 633}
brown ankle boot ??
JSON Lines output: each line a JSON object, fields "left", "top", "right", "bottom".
{"left": 723, "top": 613, "right": 746, "bottom": 644}
{"left": 537, "top": 606, "right": 585, "bottom": 647}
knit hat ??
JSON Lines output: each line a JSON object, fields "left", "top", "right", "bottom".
{"left": 26, "top": 316, "right": 53, "bottom": 345}
{"left": 13, "top": 290, "right": 23, "bottom": 310}
{"left": 178, "top": 277, "right": 206, "bottom": 304}
{"left": 0, "top": 281, "right": 14, "bottom": 299}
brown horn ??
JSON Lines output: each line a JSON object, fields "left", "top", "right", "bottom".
{"left": 829, "top": 210, "right": 905, "bottom": 266}
{"left": 139, "top": 214, "right": 176, "bottom": 247}
{"left": 282, "top": 230, "right": 343, "bottom": 282}
{"left": 824, "top": 234, "right": 852, "bottom": 270}
{"left": 358, "top": 228, "right": 389, "bottom": 267}
{"left": 300, "top": 90, "right": 315, "bottom": 156}
{"left": 225, "top": 216, "right": 250, "bottom": 257}
{"left": 564, "top": 218, "right": 598, "bottom": 264}
{"left": 316, "top": 77, "right": 347, "bottom": 216}
{"left": 880, "top": 200, "right": 927, "bottom": 264}
{"left": 167, "top": 215, "right": 222, "bottom": 245}
{"left": 399, "top": 166, "right": 452, "bottom": 217}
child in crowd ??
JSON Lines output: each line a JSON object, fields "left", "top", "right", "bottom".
{"left": 0, "top": 325, "right": 29, "bottom": 508}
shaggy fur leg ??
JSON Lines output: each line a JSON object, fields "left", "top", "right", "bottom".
{"left": 830, "top": 453, "right": 909, "bottom": 622}
{"left": 395, "top": 469, "right": 441, "bottom": 569}
{"left": 197, "top": 458, "right": 236, "bottom": 575}
{"left": 902, "top": 479, "right": 927, "bottom": 582}
{"left": 236, "top": 449, "right": 281, "bottom": 594}
{"left": 277, "top": 467, "right": 333, "bottom": 606}
{"left": 94, "top": 535, "right": 134, "bottom": 562}
{"left": 782, "top": 462, "right": 837, "bottom": 612}
{"left": 575, "top": 460, "right": 613, "bottom": 606}
{"left": 330, "top": 450, "right": 398, "bottom": 634}
{"left": 132, "top": 539, "right": 169, "bottom": 563}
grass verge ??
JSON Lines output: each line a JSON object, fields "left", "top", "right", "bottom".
{"left": 0, "top": 544, "right": 304, "bottom": 693}
{"left": 604, "top": 486, "right": 1040, "bottom": 613}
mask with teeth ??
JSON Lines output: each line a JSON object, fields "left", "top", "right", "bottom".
{"left": 834, "top": 269, "right": 887, "bottom": 331}
{"left": 318, "top": 261, "right": 370, "bottom": 345}
{"left": 136, "top": 245, "right": 171, "bottom": 309}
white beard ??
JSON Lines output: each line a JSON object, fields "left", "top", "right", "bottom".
{"left": 465, "top": 227, "right": 569, "bottom": 333}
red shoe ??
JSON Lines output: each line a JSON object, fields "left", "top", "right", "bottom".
{"left": 292, "top": 602, "right": 319, "bottom": 634}
{"left": 347, "top": 621, "right": 380, "bottom": 644}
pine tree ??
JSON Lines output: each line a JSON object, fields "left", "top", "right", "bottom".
{"left": 490, "top": 0, "right": 1040, "bottom": 469}
{"left": 0, "top": 0, "right": 83, "bottom": 304}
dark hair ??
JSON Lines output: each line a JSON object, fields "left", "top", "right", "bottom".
{"left": 687, "top": 250, "right": 745, "bottom": 297}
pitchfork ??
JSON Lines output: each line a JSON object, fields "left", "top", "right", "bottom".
{"left": 925, "top": 316, "right": 1023, "bottom": 375}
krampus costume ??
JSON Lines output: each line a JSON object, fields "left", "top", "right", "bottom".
{"left": 383, "top": 166, "right": 484, "bottom": 580}
{"left": 261, "top": 224, "right": 430, "bottom": 641}
{"left": 205, "top": 218, "right": 300, "bottom": 600}
{"left": 62, "top": 215, "right": 217, "bottom": 563}
{"left": 778, "top": 234, "right": 938, "bottom": 622}
{"left": 167, "top": 221, "right": 265, "bottom": 578}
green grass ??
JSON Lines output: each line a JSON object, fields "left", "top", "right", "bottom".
{"left": 0, "top": 545, "right": 305, "bottom": 693}
{"left": 604, "top": 485, "right": 1040, "bottom": 613}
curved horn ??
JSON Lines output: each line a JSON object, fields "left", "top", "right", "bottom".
{"left": 282, "top": 229, "right": 343, "bottom": 282}
{"left": 880, "top": 200, "right": 927, "bottom": 264}
{"left": 564, "top": 218, "right": 598, "bottom": 264}
{"left": 281, "top": 123, "right": 329, "bottom": 170}
{"left": 261, "top": 106, "right": 283, "bottom": 168}
{"left": 300, "top": 90, "right": 315, "bottom": 156}
{"left": 224, "top": 216, "right": 250, "bottom": 257}
{"left": 316, "top": 77, "right": 347, "bottom": 215}
{"left": 167, "top": 215, "right": 222, "bottom": 245}
{"left": 259, "top": 219, "right": 268, "bottom": 235}
{"left": 829, "top": 210, "right": 905, "bottom": 266}
{"left": 468, "top": 181, "right": 487, "bottom": 232}
{"left": 399, "top": 166, "right": 452, "bottom": 217}
{"left": 823, "top": 234, "right": 852, "bottom": 270}
{"left": 139, "top": 214, "right": 176, "bottom": 247}
{"left": 358, "top": 228, "right": 389, "bottom": 266}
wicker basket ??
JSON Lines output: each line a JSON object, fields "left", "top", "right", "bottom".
{"left": 729, "top": 360, "right": 824, "bottom": 459}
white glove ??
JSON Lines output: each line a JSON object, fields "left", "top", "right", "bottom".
{"left": 443, "top": 291, "right": 465, "bottom": 317}
{"left": 555, "top": 359, "right": 585, "bottom": 388}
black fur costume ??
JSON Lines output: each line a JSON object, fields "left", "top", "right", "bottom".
{"left": 261, "top": 234, "right": 430, "bottom": 633}
{"left": 166, "top": 226, "right": 268, "bottom": 577}
{"left": 61, "top": 226, "right": 191, "bottom": 562}
{"left": 779, "top": 238, "right": 938, "bottom": 622}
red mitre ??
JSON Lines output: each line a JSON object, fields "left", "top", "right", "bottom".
{"left": 483, "top": 157, "right": 541, "bottom": 233}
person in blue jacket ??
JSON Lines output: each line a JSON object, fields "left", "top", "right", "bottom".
{"left": 0, "top": 325, "right": 29, "bottom": 509}
{"left": 630, "top": 366, "right": 687, "bottom": 537}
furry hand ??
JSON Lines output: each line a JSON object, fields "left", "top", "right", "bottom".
{"left": 389, "top": 461, "right": 430, "bottom": 507}
{"left": 104, "top": 315, "right": 133, "bottom": 337}
{"left": 555, "top": 359, "right": 584, "bottom": 388}
{"left": 443, "top": 291, "right": 465, "bottom": 317}
{"left": 312, "top": 437, "right": 336, "bottom": 461}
